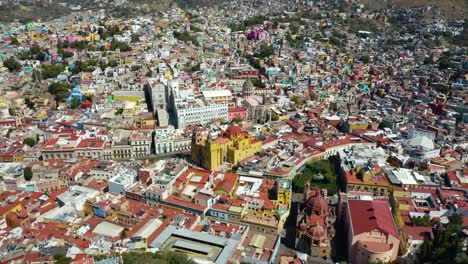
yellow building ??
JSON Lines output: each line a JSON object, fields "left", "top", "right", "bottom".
{"left": 191, "top": 125, "right": 262, "bottom": 170}
{"left": 345, "top": 166, "right": 392, "bottom": 196}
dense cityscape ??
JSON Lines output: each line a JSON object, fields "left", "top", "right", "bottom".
{"left": 0, "top": 0, "right": 466, "bottom": 263}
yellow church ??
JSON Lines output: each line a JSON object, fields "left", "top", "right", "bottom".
{"left": 191, "top": 125, "right": 262, "bottom": 169}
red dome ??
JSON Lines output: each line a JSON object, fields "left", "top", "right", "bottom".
{"left": 226, "top": 125, "right": 242, "bottom": 135}
{"left": 307, "top": 224, "right": 326, "bottom": 240}
{"left": 298, "top": 221, "right": 307, "bottom": 232}
{"left": 306, "top": 192, "right": 329, "bottom": 216}
{"left": 309, "top": 214, "right": 325, "bottom": 226}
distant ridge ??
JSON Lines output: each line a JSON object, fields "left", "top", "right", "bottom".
{"left": 362, "top": 0, "right": 466, "bottom": 19}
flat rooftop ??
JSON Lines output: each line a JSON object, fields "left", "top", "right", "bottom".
{"left": 151, "top": 225, "right": 240, "bottom": 264}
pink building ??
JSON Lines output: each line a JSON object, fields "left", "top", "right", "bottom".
{"left": 228, "top": 107, "right": 247, "bottom": 122}
{"left": 345, "top": 199, "right": 400, "bottom": 264}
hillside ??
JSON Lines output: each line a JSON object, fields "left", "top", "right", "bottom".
{"left": 0, "top": 0, "right": 219, "bottom": 23}
{"left": 362, "top": 0, "right": 467, "bottom": 19}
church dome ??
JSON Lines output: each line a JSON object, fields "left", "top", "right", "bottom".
{"left": 307, "top": 223, "right": 326, "bottom": 240}
{"left": 298, "top": 221, "right": 307, "bottom": 232}
{"left": 242, "top": 79, "right": 255, "bottom": 96}
{"left": 305, "top": 192, "right": 329, "bottom": 216}
{"left": 226, "top": 125, "right": 242, "bottom": 135}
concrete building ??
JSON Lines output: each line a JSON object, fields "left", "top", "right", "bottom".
{"left": 108, "top": 168, "right": 137, "bottom": 196}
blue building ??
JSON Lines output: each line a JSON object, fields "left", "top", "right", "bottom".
{"left": 66, "top": 87, "right": 83, "bottom": 104}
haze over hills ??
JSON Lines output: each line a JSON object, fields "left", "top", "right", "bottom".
{"left": 1, "top": 0, "right": 465, "bottom": 23}
{"left": 362, "top": 0, "right": 467, "bottom": 18}
{"left": 0, "top": 0, "right": 222, "bottom": 22}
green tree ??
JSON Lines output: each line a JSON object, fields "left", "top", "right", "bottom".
{"left": 108, "top": 60, "right": 118, "bottom": 67}
{"left": 232, "top": 116, "right": 242, "bottom": 124}
{"left": 424, "top": 56, "right": 435, "bottom": 65}
{"left": 8, "top": 108, "right": 16, "bottom": 116}
{"left": 122, "top": 251, "right": 196, "bottom": 264}
{"left": 70, "top": 98, "right": 81, "bottom": 109}
{"left": 420, "top": 238, "right": 432, "bottom": 262}
{"left": 48, "top": 81, "right": 71, "bottom": 101}
{"left": 10, "top": 37, "right": 20, "bottom": 46}
{"left": 53, "top": 254, "right": 72, "bottom": 264}
{"left": 115, "top": 108, "right": 123, "bottom": 115}
{"left": 41, "top": 64, "right": 65, "bottom": 79}
{"left": 292, "top": 95, "right": 304, "bottom": 105}
{"left": 110, "top": 41, "right": 132, "bottom": 52}
{"left": 256, "top": 44, "right": 274, "bottom": 58}
{"left": 24, "top": 167, "right": 33, "bottom": 181}
{"left": 438, "top": 56, "right": 452, "bottom": 69}
{"left": 131, "top": 34, "right": 140, "bottom": 43}
{"left": 251, "top": 79, "right": 266, "bottom": 88}
{"left": 360, "top": 55, "right": 370, "bottom": 63}
{"left": 24, "top": 98, "right": 36, "bottom": 110}
{"left": 3, "top": 57, "right": 22, "bottom": 72}
{"left": 121, "top": 229, "right": 127, "bottom": 239}
{"left": 173, "top": 31, "right": 199, "bottom": 46}
{"left": 23, "top": 137, "right": 37, "bottom": 147}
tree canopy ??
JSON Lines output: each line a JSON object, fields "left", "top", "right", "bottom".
{"left": 3, "top": 57, "right": 22, "bottom": 72}
{"left": 24, "top": 167, "right": 33, "bottom": 181}
{"left": 48, "top": 81, "right": 71, "bottom": 101}
{"left": 23, "top": 137, "right": 37, "bottom": 147}
{"left": 122, "top": 251, "right": 196, "bottom": 264}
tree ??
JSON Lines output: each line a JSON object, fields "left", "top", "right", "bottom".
{"left": 438, "top": 56, "right": 452, "bottom": 69}
{"left": 173, "top": 31, "right": 199, "bottom": 46}
{"left": 41, "top": 64, "right": 65, "bottom": 79}
{"left": 10, "top": 37, "right": 20, "bottom": 46}
{"left": 70, "top": 98, "right": 81, "bottom": 109}
{"left": 256, "top": 44, "right": 274, "bottom": 58}
{"left": 110, "top": 41, "right": 132, "bottom": 52}
{"left": 3, "top": 57, "right": 22, "bottom": 72}
{"left": 292, "top": 95, "right": 304, "bottom": 105}
{"left": 8, "top": 108, "right": 16, "bottom": 116}
{"left": 131, "top": 34, "right": 140, "bottom": 43}
{"left": 122, "top": 251, "right": 196, "bottom": 264}
{"left": 251, "top": 79, "right": 266, "bottom": 88}
{"left": 424, "top": 56, "right": 435, "bottom": 65}
{"left": 232, "top": 116, "right": 242, "bottom": 124}
{"left": 360, "top": 55, "right": 370, "bottom": 63}
{"left": 188, "top": 63, "right": 200, "bottom": 72}
{"left": 108, "top": 60, "right": 118, "bottom": 67}
{"left": 420, "top": 239, "right": 432, "bottom": 262}
{"left": 115, "top": 108, "right": 123, "bottom": 115}
{"left": 48, "top": 81, "right": 71, "bottom": 101}
{"left": 23, "top": 137, "right": 37, "bottom": 147}
{"left": 54, "top": 254, "right": 72, "bottom": 264}
{"left": 121, "top": 229, "right": 127, "bottom": 239}
{"left": 24, "top": 167, "right": 33, "bottom": 181}
{"left": 24, "top": 98, "right": 36, "bottom": 110}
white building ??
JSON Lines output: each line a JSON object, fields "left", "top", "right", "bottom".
{"left": 175, "top": 102, "right": 228, "bottom": 129}
{"left": 56, "top": 186, "right": 100, "bottom": 211}
{"left": 154, "top": 125, "right": 191, "bottom": 154}
{"left": 108, "top": 168, "right": 137, "bottom": 196}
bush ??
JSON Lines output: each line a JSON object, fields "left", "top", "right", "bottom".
{"left": 255, "top": 44, "right": 274, "bottom": 58}
{"left": 173, "top": 31, "right": 199, "bottom": 46}
{"left": 110, "top": 41, "right": 132, "bottom": 52}
{"left": 48, "top": 81, "right": 71, "bottom": 101}
{"left": 23, "top": 137, "right": 37, "bottom": 147}
{"left": 360, "top": 55, "right": 370, "bottom": 63}
{"left": 41, "top": 64, "right": 66, "bottom": 79}
{"left": 24, "top": 167, "right": 33, "bottom": 181}
{"left": 3, "top": 57, "right": 22, "bottom": 72}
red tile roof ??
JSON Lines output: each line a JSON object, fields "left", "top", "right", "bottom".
{"left": 348, "top": 199, "right": 399, "bottom": 239}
